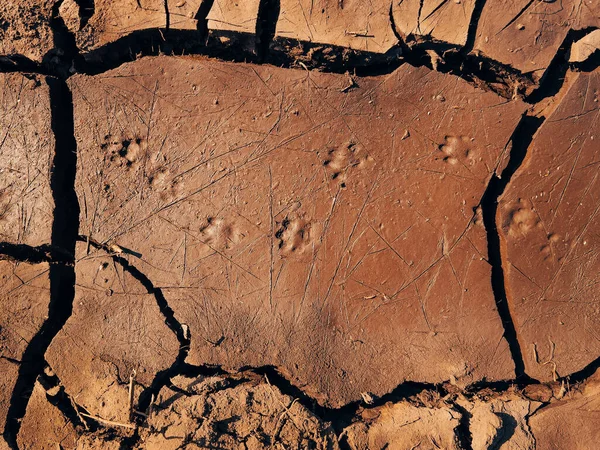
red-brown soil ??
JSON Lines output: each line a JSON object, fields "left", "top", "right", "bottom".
{"left": 1, "top": 0, "right": 600, "bottom": 449}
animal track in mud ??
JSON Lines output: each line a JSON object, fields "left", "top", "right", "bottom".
{"left": 102, "top": 135, "right": 147, "bottom": 168}
{"left": 275, "top": 216, "right": 312, "bottom": 256}
{"left": 540, "top": 233, "right": 562, "bottom": 262}
{"left": 503, "top": 199, "right": 541, "bottom": 237}
{"left": 438, "top": 135, "right": 480, "bottom": 166}
{"left": 199, "top": 216, "right": 241, "bottom": 250}
{"left": 321, "top": 141, "right": 373, "bottom": 184}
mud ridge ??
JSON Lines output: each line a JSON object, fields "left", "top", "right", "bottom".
{"left": 0, "top": 242, "right": 74, "bottom": 264}
{"left": 478, "top": 114, "right": 544, "bottom": 382}
{"left": 2, "top": 77, "right": 80, "bottom": 449}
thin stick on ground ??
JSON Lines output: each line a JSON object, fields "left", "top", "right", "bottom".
{"left": 128, "top": 370, "right": 136, "bottom": 422}
{"left": 80, "top": 412, "right": 136, "bottom": 430}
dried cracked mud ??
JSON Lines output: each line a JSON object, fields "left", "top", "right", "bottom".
{"left": 0, "top": 0, "right": 599, "bottom": 449}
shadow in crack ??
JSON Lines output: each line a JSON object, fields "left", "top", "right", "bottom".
{"left": 2, "top": 76, "right": 79, "bottom": 448}
{"left": 478, "top": 114, "right": 544, "bottom": 382}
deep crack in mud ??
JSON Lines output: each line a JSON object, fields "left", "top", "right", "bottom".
{"left": 1, "top": 1, "right": 600, "bottom": 449}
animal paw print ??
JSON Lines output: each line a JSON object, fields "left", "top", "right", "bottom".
{"left": 540, "top": 233, "right": 561, "bottom": 262}
{"left": 147, "top": 166, "right": 181, "bottom": 201}
{"left": 322, "top": 142, "right": 373, "bottom": 184}
{"left": 503, "top": 199, "right": 541, "bottom": 237}
{"left": 438, "top": 135, "right": 478, "bottom": 166}
{"left": 199, "top": 217, "right": 240, "bottom": 250}
{"left": 275, "top": 216, "right": 312, "bottom": 256}
{"left": 102, "top": 135, "right": 147, "bottom": 169}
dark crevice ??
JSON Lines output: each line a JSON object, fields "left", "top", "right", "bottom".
{"left": 160, "top": 362, "right": 446, "bottom": 435}
{"left": 80, "top": 237, "right": 191, "bottom": 418}
{"left": 0, "top": 243, "right": 74, "bottom": 265}
{"left": 74, "top": 0, "right": 95, "bottom": 29}
{"left": 3, "top": 77, "right": 79, "bottom": 449}
{"left": 479, "top": 114, "right": 544, "bottom": 382}
{"left": 453, "top": 403, "right": 473, "bottom": 450}
{"left": 463, "top": 0, "right": 486, "bottom": 53}
{"left": 255, "top": 0, "right": 280, "bottom": 61}
{"left": 416, "top": 0, "right": 424, "bottom": 35}
{"left": 526, "top": 27, "right": 598, "bottom": 104}
{"left": 164, "top": 0, "right": 171, "bottom": 31}
{"left": 573, "top": 49, "right": 600, "bottom": 73}
{"left": 43, "top": 0, "right": 81, "bottom": 78}
{"left": 559, "top": 354, "right": 600, "bottom": 386}
{"left": 70, "top": 26, "right": 531, "bottom": 99}
{"left": 194, "top": 0, "right": 215, "bottom": 43}
{"left": 0, "top": 55, "right": 46, "bottom": 75}
{"left": 2, "top": 24, "right": 533, "bottom": 100}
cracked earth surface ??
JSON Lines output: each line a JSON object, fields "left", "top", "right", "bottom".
{"left": 0, "top": 0, "right": 599, "bottom": 449}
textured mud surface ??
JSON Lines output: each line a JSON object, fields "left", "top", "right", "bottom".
{"left": 1, "top": 0, "right": 599, "bottom": 449}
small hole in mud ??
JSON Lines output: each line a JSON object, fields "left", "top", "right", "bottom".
{"left": 323, "top": 160, "right": 330, "bottom": 166}
{"left": 340, "top": 182, "right": 346, "bottom": 188}
{"left": 332, "top": 172, "right": 340, "bottom": 180}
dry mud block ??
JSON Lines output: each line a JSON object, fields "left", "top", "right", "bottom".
{"left": 530, "top": 370, "right": 600, "bottom": 450}
{"left": 71, "top": 56, "right": 525, "bottom": 406}
{"left": 460, "top": 394, "right": 540, "bottom": 450}
{"left": 139, "top": 376, "right": 339, "bottom": 449}
{"left": 73, "top": 0, "right": 201, "bottom": 51}
{"left": 475, "top": 0, "right": 599, "bottom": 80}
{"left": 45, "top": 242, "right": 180, "bottom": 423}
{"left": 0, "top": 261, "right": 50, "bottom": 445}
{"left": 344, "top": 392, "right": 541, "bottom": 450}
{"left": 17, "top": 381, "right": 78, "bottom": 450}
{"left": 0, "top": 0, "right": 56, "bottom": 61}
{"left": 344, "top": 401, "right": 462, "bottom": 449}
{"left": 0, "top": 73, "right": 53, "bottom": 246}
{"left": 391, "top": 0, "right": 477, "bottom": 47}
{"left": 499, "top": 70, "right": 600, "bottom": 382}
{"left": 206, "top": 0, "right": 260, "bottom": 35}
{"left": 276, "top": 0, "right": 396, "bottom": 52}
